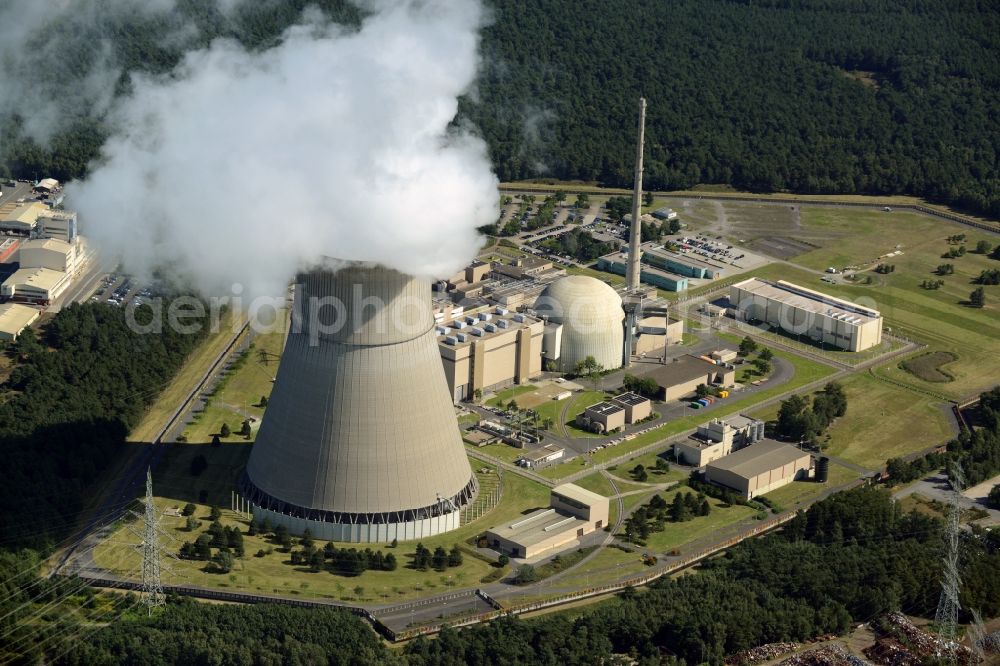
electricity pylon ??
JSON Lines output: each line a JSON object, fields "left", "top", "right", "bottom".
{"left": 934, "top": 463, "right": 965, "bottom": 662}
{"left": 127, "top": 468, "right": 176, "bottom": 616}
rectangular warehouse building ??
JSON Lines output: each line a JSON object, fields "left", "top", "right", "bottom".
{"left": 705, "top": 439, "right": 812, "bottom": 500}
{"left": 0, "top": 303, "right": 40, "bottom": 341}
{"left": 639, "top": 354, "right": 735, "bottom": 402}
{"left": 438, "top": 308, "right": 544, "bottom": 403}
{"left": 729, "top": 278, "right": 883, "bottom": 352}
{"left": 486, "top": 483, "right": 609, "bottom": 559}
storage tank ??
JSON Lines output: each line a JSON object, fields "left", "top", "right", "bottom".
{"left": 816, "top": 456, "right": 830, "bottom": 483}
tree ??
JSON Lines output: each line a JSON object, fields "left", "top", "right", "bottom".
{"left": 413, "top": 543, "right": 431, "bottom": 571}
{"left": 513, "top": 564, "right": 538, "bottom": 584}
{"left": 975, "top": 240, "right": 992, "bottom": 254}
{"left": 574, "top": 193, "right": 589, "bottom": 209}
{"left": 643, "top": 190, "right": 654, "bottom": 206}
{"left": 185, "top": 516, "right": 198, "bottom": 532}
{"left": 758, "top": 348, "right": 774, "bottom": 362}
{"left": 574, "top": 355, "right": 604, "bottom": 389}
{"left": 211, "top": 434, "right": 221, "bottom": 447}
{"left": 738, "top": 336, "right": 758, "bottom": 356}
{"left": 752, "top": 357, "right": 772, "bottom": 375}
{"left": 472, "top": 388, "right": 482, "bottom": 403}
{"left": 432, "top": 546, "right": 448, "bottom": 571}
{"left": 300, "top": 529, "right": 313, "bottom": 549}
{"left": 209, "top": 505, "right": 222, "bottom": 521}
{"left": 240, "top": 420, "right": 252, "bottom": 437}
{"left": 970, "top": 287, "right": 986, "bottom": 308}
{"left": 695, "top": 383, "right": 711, "bottom": 398}
{"left": 384, "top": 553, "right": 398, "bottom": 571}
{"left": 182, "top": 503, "right": 196, "bottom": 516}
{"left": 259, "top": 394, "right": 268, "bottom": 407}
{"left": 194, "top": 534, "right": 212, "bottom": 560}
{"left": 987, "top": 484, "right": 1000, "bottom": 510}
{"left": 668, "top": 218, "right": 681, "bottom": 234}
{"left": 669, "top": 493, "right": 690, "bottom": 522}
{"left": 776, "top": 394, "right": 811, "bottom": 441}
{"left": 220, "top": 423, "right": 231, "bottom": 438}
{"left": 448, "top": 545, "right": 463, "bottom": 567}
{"left": 390, "top": 538, "right": 398, "bottom": 548}
{"left": 497, "top": 554, "right": 509, "bottom": 567}
{"left": 632, "top": 464, "right": 648, "bottom": 482}
{"left": 699, "top": 498, "right": 711, "bottom": 516}
{"left": 655, "top": 458, "right": 670, "bottom": 473}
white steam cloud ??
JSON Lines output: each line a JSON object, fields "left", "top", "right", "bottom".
{"left": 65, "top": 0, "right": 498, "bottom": 297}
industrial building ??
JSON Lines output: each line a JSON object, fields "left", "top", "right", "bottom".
{"left": 0, "top": 201, "right": 47, "bottom": 233}
{"left": 535, "top": 275, "right": 625, "bottom": 373}
{"left": 1, "top": 267, "right": 71, "bottom": 304}
{"left": 637, "top": 355, "right": 735, "bottom": 401}
{"left": 0, "top": 303, "right": 40, "bottom": 341}
{"left": 612, "top": 391, "right": 652, "bottom": 423}
{"left": 18, "top": 238, "right": 79, "bottom": 273}
{"left": 704, "top": 439, "right": 813, "bottom": 500}
{"left": 576, "top": 401, "right": 625, "bottom": 433}
{"left": 486, "top": 483, "right": 609, "bottom": 559}
{"left": 520, "top": 444, "right": 565, "bottom": 468}
{"left": 38, "top": 210, "right": 77, "bottom": 242}
{"left": 0, "top": 238, "right": 20, "bottom": 264}
{"left": 633, "top": 314, "right": 684, "bottom": 355}
{"left": 641, "top": 244, "right": 726, "bottom": 280}
{"left": 729, "top": 278, "right": 883, "bottom": 352}
{"left": 596, "top": 253, "right": 689, "bottom": 292}
{"left": 674, "top": 414, "right": 765, "bottom": 466}
{"left": 437, "top": 307, "right": 544, "bottom": 403}
{"left": 241, "top": 264, "right": 478, "bottom": 542}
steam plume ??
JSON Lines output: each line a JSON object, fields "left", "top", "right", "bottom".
{"left": 64, "top": 0, "right": 498, "bottom": 297}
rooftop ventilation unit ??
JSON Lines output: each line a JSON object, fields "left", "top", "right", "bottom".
{"left": 457, "top": 332, "right": 468, "bottom": 342}
{"left": 495, "top": 307, "right": 509, "bottom": 316}
{"left": 470, "top": 327, "right": 484, "bottom": 337}
{"left": 496, "top": 319, "right": 509, "bottom": 329}
{"left": 484, "top": 323, "right": 496, "bottom": 333}
{"left": 478, "top": 312, "right": 492, "bottom": 321}
{"left": 453, "top": 320, "right": 466, "bottom": 329}
{"left": 465, "top": 316, "right": 477, "bottom": 325}
{"left": 444, "top": 335, "right": 458, "bottom": 345}
{"left": 435, "top": 326, "right": 447, "bottom": 335}
{"left": 512, "top": 313, "right": 526, "bottom": 323}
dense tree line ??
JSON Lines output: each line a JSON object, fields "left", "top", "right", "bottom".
{"left": 775, "top": 382, "right": 847, "bottom": 444}
{"left": 5, "top": 1, "right": 999, "bottom": 217}
{"left": 0, "top": 301, "right": 211, "bottom": 549}
{"left": 540, "top": 227, "right": 616, "bottom": 262}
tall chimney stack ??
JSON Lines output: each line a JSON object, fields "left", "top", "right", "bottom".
{"left": 626, "top": 97, "right": 647, "bottom": 292}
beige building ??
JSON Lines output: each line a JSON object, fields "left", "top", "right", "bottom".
{"left": 705, "top": 439, "right": 812, "bottom": 500}
{"left": 613, "top": 392, "right": 652, "bottom": 423}
{"left": 0, "top": 201, "right": 47, "bottom": 232}
{"left": 730, "top": 278, "right": 883, "bottom": 352}
{"left": 521, "top": 444, "right": 565, "bottom": 468}
{"left": 438, "top": 308, "right": 544, "bottom": 402}
{"left": 640, "top": 355, "right": 735, "bottom": 402}
{"left": 486, "top": 483, "right": 609, "bottom": 559}
{"left": 1, "top": 267, "right": 70, "bottom": 303}
{"left": 633, "top": 315, "right": 684, "bottom": 355}
{"left": 494, "top": 256, "right": 554, "bottom": 280}
{"left": 577, "top": 401, "right": 625, "bottom": 433}
{"left": 0, "top": 303, "right": 40, "bottom": 341}
{"left": 18, "top": 237, "right": 78, "bottom": 273}
{"left": 674, "top": 414, "right": 765, "bottom": 466}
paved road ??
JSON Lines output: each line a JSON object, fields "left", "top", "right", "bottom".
{"left": 893, "top": 472, "right": 1000, "bottom": 526}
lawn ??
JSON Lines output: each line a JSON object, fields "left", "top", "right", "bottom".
{"left": 181, "top": 308, "right": 289, "bottom": 444}
{"left": 571, "top": 473, "right": 616, "bottom": 497}
{"left": 630, "top": 489, "right": 758, "bottom": 555}
{"left": 93, "top": 463, "right": 552, "bottom": 604}
{"left": 748, "top": 373, "right": 955, "bottom": 471}
{"left": 129, "top": 308, "right": 245, "bottom": 443}
{"left": 486, "top": 384, "right": 537, "bottom": 407}
{"left": 467, "top": 442, "right": 525, "bottom": 464}
{"left": 534, "top": 389, "right": 607, "bottom": 437}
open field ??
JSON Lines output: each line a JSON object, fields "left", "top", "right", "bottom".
{"left": 485, "top": 384, "right": 536, "bottom": 407}
{"left": 129, "top": 308, "right": 244, "bottom": 443}
{"left": 93, "top": 462, "right": 552, "bottom": 604}
{"left": 749, "top": 373, "right": 955, "bottom": 471}
{"left": 181, "top": 309, "right": 288, "bottom": 443}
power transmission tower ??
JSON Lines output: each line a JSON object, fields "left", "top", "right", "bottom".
{"left": 126, "top": 468, "right": 176, "bottom": 616}
{"left": 934, "top": 464, "right": 965, "bottom": 662}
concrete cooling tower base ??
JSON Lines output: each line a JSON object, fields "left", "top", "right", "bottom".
{"left": 242, "top": 263, "right": 477, "bottom": 543}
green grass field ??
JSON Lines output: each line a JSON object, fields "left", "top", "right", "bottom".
{"left": 749, "top": 373, "right": 955, "bottom": 471}
{"left": 486, "top": 384, "right": 537, "bottom": 407}
{"left": 627, "top": 488, "right": 758, "bottom": 554}
{"left": 93, "top": 463, "right": 552, "bottom": 604}
{"left": 181, "top": 309, "right": 289, "bottom": 444}
{"left": 129, "top": 309, "right": 244, "bottom": 443}
{"left": 758, "top": 464, "right": 858, "bottom": 510}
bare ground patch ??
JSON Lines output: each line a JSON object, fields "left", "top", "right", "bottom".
{"left": 900, "top": 351, "right": 957, "bottom": 383}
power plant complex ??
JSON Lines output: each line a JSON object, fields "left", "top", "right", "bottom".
{"left": 241, "top": 264, "right": 478, "bottom": 542}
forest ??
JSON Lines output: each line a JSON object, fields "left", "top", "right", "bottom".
{"left": 2, "top": 1, "right": 1000, "bottom": 217}
{"left": 17, "top": 487, "right": 997, "bottom": 665}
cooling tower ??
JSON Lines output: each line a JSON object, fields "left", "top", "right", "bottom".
{"left": 241, "top": 263, "right": 477, "bottom": 542}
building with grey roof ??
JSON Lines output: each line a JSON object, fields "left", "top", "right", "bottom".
{"left": 242, "top": 264, "right": 477, "bottom": 542}
{"left": 704, "top": 439, "right": 813, "bottom": 499}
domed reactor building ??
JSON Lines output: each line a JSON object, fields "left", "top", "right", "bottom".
{"left": 536, "top": 275, "right": 625, "bottom": 373}
{"left": 241, "top": 263, "right": 477, "bottom": 542}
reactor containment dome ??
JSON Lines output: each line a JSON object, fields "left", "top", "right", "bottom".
{"left": 536, "top": 275, "right": 624, "bottom": 373}
{"left": 241, "top": 264, "right": 477, "bottom": 542}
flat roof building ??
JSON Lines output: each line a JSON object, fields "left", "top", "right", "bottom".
{"left": 641, "top": 244, "right": 726, "bottom": 280}
{"left": 521, "top": 444, "right": 565, "bottom": 468}
{"left": 612, "top": 392, "right": 653, "bottom": 423}
{"left": 19, "top": 237, "right": 78, "bottom": 273}
{"left": 0, "top": 238, "right": 20, "bottom": 263}
{"left": 577, "top": 401, "right": 625, "bottom": 434}
{"left": 0, "top": 201, "right": 47, "bottom": 232}
{"left": 0, "top": 303, "right": 40, "bottom": 341}
{"left": 675, "top": 414, "right": 765, "bottom": 467}
{"left": 730, "top": 278, "right": 883, "bottom": 352}
{"left": 705, "top": 439, "right": 812, "bottom": 500}
{"left": 633, "top": 315, "right": 684, "bottom": 355}
{"left": 486, "top": 483, "right": 609, "bottom": 559}
{"left": 636, "top": 354, "right": 735, "bottom": 402}
{"left": 1, "top": 267, "right": 70, "bottom": 304}
{"left": 597, "top": 253, "right": 690, "bottom": 292}
{"left": 38, "top": 210, "right": 77, "bottom": 243}
{"left": 438, "top": 307, "right": 544, "bottom": 403}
